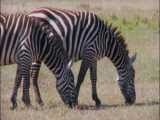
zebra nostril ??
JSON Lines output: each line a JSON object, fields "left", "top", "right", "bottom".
{"left": 68, "top": 102, "right": 73, "bottom": 108}
{"left": 68, "top": 101, "right": 76, "bottom": 108}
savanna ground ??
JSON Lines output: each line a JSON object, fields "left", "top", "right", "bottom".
{"left": 0, "top": 0, "right": 159, "bottom": 120}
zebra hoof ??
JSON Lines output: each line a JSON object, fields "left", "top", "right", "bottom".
{"left": 38, "top": 100, "right": 44, "bottom": 106}
{"left": 11, "top": 97, "right": 17, "bottom": 110}
{"left": 22, "top": 96, "right": 31, "bottom": 107}
{"left": 10, "top": 102, "right": 17, "bottom": 110}
{"left": 95, "top": 99, "right": 101, "bottom": 108}
{"left": 75, "top": 99, "right": 79, "bottom": 105}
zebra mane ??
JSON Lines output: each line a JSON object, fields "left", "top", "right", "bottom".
{"left": 105, "top": 22, "right": 129, "bottom": 56}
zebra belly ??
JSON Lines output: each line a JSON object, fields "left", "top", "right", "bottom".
{"left": 0, "top": 44, "right": 16, "bottom": 65}
{"left": 0, "top": 52, "right": 16, "bottom": 65}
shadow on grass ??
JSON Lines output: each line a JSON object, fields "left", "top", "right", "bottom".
{"left": 76, "top": 101, "right": 160, "bottom": 110}
{"left": 25, "top": 101, "right": 159, "bottom": 111}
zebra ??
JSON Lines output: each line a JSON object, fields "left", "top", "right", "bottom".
{"left": 28, "top": 7, "right": 137, "bottom": 107}
{"left": 0, "top": 13, "right": 76, "bottom": 109}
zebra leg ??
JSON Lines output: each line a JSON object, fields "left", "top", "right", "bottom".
{"left": 10, "top": 65, "right": 21, "bottom": 110}
{"left": 90, "top": 63, "right": 101, "bottom": 107}
{"left": 21, "top": 62, "right": 31, "bottom": 107}
{"left": 31, "top": 62, "right": 44, "bottom": 106}
{"left": 75, "top": 60, "right": 89, "bottom": 104}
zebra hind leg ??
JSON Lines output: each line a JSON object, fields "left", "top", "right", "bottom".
{"left": 90, "top": 63, "right": 101, "bottom": 108}
{"left": 31, "top": 62, "right": 44, "bottom": 106}
{"left": 21, "top": 61, "right": 32, "bottom": 108}
{"left": 10, "top": 66, "right": 21, "bottom": 110}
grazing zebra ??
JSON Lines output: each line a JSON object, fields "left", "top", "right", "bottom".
{"left": 0, "top": 13, "right": 76, "bottom": 109}
{"left": 28, "top": 7, "right": 137, "bottom": 107}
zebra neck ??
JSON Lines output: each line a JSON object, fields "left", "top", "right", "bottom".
{"left": 103, "top": 27, "right": 129, "bottom": 80}
{"left": 113, "top": 55, "right": 129, "bottom": 81}
{"left": 94, "top": 37, "right": 106, "bottom": 59}
{"left": 107, "top": 41, "right": 129, "bottom": 80}
{"left": 37, "top": 32, "right": 66, "bottom": 80}
{"left": 42, "top": 44, "right": 65, "bottom": 80}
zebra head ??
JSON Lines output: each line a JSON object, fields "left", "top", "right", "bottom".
{"left": 56, "top": 62, "right": 76, "bottom": 108}
{"left": 118, "top": 53, "right": 137, "bottom": 105}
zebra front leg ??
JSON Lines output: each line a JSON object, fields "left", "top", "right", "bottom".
{"left": 10, "top": 65, "right": 21, "bottom": 110}
{"left": 31, "top": 62, "right": 44, "bottom": 106}
{"left": 76, "top": 60, "right": 89, "bottom": 105}
{"left": 90, "top": 62, "right": 101, "bottom": 107}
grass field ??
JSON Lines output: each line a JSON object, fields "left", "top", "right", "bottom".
{"left": 0, "top": 0, "right": 159, "bottom": 120}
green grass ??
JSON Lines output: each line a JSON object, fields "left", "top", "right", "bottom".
{"left": 102, "top": 15, "right": 158, "bottom": 32}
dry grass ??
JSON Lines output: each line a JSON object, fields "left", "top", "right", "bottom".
{"left": 0, "top": 0, "right": 159, "bottom": 120}
{"left": 1, "top": 0, "right": 159, "bottom": 19}
{"left": 1, "top": 65, "right": 159, "bottom": 120}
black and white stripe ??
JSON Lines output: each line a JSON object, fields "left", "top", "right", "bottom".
{"left": 0, "top": 13, "right": 76, "bottom": 109}
{"left": 29, "top": 7, "right": 137, "bottom": 106}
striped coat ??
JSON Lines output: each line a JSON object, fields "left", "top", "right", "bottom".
{"left": 0, "top": 13, "right": 76, "bottom": 109}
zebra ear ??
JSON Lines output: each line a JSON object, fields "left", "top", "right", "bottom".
{"left": 130, "top": 52, "right": 137, "bottom": 64}
{"left": 67, "top": 59, "right": 73, "bottom": 69}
